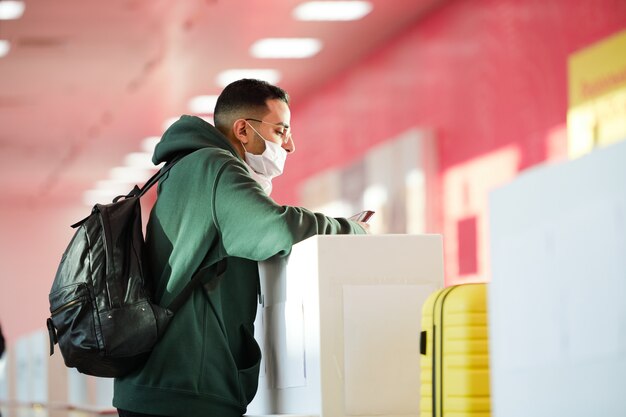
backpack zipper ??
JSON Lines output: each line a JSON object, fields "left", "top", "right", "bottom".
{"left": 51, "top": 297, "right": 83, "bottom": 316}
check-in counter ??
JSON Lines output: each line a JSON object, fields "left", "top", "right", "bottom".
{"left": 248, "top": 234, "right": 443, "bottom": 417}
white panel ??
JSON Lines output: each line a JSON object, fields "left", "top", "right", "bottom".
{"left": 31, "top": 331, "right": 48, "bottom": 404}
{"left": 250, "top": 240, "right": 322, "bottom": 416}
{"left": 14, "top": 336, "right": 31, "bottom": 402}
{"left": 68, "top": 368, "right": 89, "bottom": 405}
{"left": 264, "top": 302, "right": 306, "bottom": 389}
{"left": 489, "top": 140, "right": 626, "bottom": 417}
{"left": 12, "top": 330, "right": 49, "bottom": 404}
{"left": 343, "top": 285, "right": 428, "bottom": 415}
{"left": 95, "top": 377, "right": 114, "bottom": 407}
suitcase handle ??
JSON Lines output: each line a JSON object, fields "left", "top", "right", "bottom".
{"left": 420, "top": 330, "right": 427, "bottom": 355}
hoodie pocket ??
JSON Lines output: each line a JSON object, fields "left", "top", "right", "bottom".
{"left": 237, "top": 325, "right": 262, "bottom": 405}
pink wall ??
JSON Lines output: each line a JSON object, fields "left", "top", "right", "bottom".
{"left": 273, "top": 0, "right": 626, "bottom": 285}
{"left": 2, "top": 0, "right": 625, "bottom": 343}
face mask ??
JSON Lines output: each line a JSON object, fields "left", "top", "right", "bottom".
{"left": 243, "top": 122, "right": 287, "bottom": 195}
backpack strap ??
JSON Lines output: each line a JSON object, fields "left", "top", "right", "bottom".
{"left": 117, "top": 153, "right": 186, "bottom": 202}
{"left": 136, "top": 152, "right": 224, "bottom": 313}
{"left": 71, "top": 155, "right": 187, "bottom": 229}
{"left": 167, "top": 258, "right": 228, "bottom": 313}
{"left": 123, "top": 153, "right": 227, "bottom": 313}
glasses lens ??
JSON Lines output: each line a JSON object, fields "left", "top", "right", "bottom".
{"left": 246, "top": 118, "right": 291, "bottom": 144}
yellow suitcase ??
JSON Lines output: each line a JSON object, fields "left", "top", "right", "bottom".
{"left": 420, "top": 283, "right": 490, "bottom": 417}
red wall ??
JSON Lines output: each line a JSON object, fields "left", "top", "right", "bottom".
{"left": 3, "top": 0, "right": 624, "bottom": 344}
{"left": 273, "top": 0, "right": 626, "bottom": 284}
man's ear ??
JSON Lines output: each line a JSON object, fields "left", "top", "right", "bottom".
{"left": 232, "top": 119, "right": 249, "bottom": 145}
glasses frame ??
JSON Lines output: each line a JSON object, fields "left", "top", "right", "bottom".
{"left": 245, "top": 118, "right": 291, "bottom": 144}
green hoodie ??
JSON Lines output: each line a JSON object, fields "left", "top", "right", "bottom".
{"left": 113, "top": 115, "right": 365, "bottom": 417}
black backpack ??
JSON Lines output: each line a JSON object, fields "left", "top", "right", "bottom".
{"left": 46, "top": 156, "right": 225, "bottom": 377}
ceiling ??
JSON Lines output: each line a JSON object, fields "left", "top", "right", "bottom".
{"left": 0, "top": 0, "right": 443, "bottom": 208}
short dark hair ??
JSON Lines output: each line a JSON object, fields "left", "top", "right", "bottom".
{"left": 214, "top": 79, "right": 289, "bottom": 132}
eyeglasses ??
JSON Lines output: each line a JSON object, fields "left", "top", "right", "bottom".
{"left": 245, "top": 118, "right": 291, "bottom": 144}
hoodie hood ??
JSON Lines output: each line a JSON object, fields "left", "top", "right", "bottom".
{"left": 152, "top": 115, "right": 240, "bottom": 165}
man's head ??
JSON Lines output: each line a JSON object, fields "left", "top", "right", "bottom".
{"left": 214, "top": 79, "right": 294, "bottom": 157}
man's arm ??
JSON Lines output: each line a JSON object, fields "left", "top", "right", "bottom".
{"left": 212, "top": 160, "right": 366, "bottom": 261}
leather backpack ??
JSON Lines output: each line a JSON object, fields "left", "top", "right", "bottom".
{"left": 46, "top": 156, "right": 225, "bottom": 377}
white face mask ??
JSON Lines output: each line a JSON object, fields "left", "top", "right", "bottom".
{"left": 243, "top": 122, "right": 287, "bottom": 195}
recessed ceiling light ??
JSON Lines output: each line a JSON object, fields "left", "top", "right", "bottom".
{"left": 293, "top": 1, "right": 372, "bottom": 21}
{"left": 216, "top": 69, "right": 281, "bottom": 87}
{"left": 188, "top": 95, "right": 219, "bottom": 114}
{"left": 250, "top": 38, "right": 323, "bottom": 59}
{"left": 0, "top": 40, "right": 10, "bottom": 58}
{"left": 0, "top": 1, "right": 25, "bottom": 20}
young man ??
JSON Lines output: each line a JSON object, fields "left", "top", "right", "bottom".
{"left": 113, "top": 79, "right": 368, "bottom": 417}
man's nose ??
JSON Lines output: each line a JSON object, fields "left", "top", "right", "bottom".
{"left": 283, "top": 135, "right": 295, "bottom": 153}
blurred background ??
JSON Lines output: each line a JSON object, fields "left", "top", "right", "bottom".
{"left": 0, "top": 0, "right": 625, "bottom": 414}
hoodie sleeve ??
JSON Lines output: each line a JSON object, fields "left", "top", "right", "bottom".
{"left": 212, "top": 159, "right": 365, "bottom": 261}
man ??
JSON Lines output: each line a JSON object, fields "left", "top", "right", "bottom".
{"left": 113, "top": 79, "right": 368, "bottom": 417}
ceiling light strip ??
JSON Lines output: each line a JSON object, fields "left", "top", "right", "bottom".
{"left": 250, "top": 38, "right": 323, "bottom": 59}
{"left": 293, "top": 1, "right": 373, "bottom": 21}
{"left": 0, "top": 1, "right": 25, "bottom": 20}
{"left": 0, "top": 40, "right": 10, "bottom": 58}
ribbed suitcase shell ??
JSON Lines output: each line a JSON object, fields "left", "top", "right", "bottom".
{"left": 420, "top": 283, "right": 490, "bottom": 417}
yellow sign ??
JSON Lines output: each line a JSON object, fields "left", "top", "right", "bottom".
{"left": 568, "top": 29, "right": 626, "bottom": 158}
